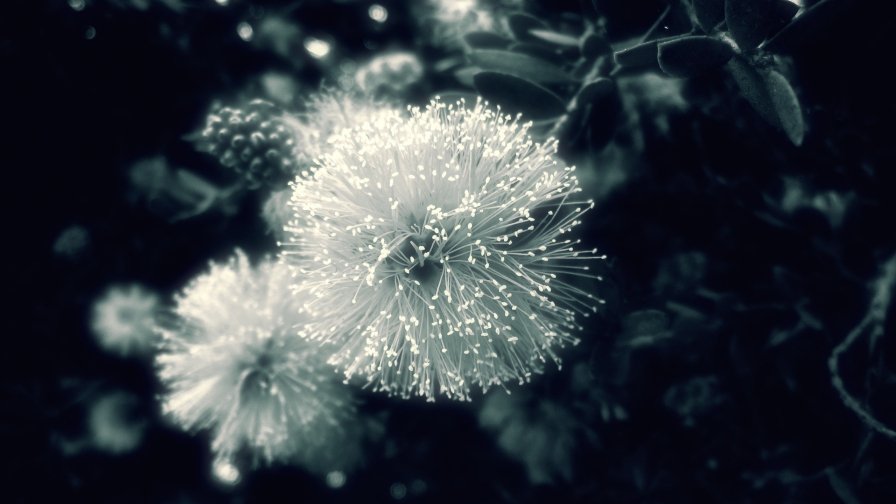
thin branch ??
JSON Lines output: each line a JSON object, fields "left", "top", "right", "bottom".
{"left": 828, "top": 253, "right": 896, "bottom": 441}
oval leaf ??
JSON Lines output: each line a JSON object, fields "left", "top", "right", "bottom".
{"left": 581, "top": 33, "right": 611, "bottom": 60}
{"left": 468, "top": 49, "right": 573, "bottom": 83}
{"left": 767, "top": 0, "right": 800, "bottom": 38}
{"left": 528, "top": 29, "right": 580, "bottom": 47}
{"left": 764, "top": 70, "right": 805, "bottom": 145}
{"left": 692, "top": 0, "right": 725, "bottom": 32}
{"left": 614, "top": 40, "right": 660, "bottom": 69}
{"left": 453, "top": 67, "right": 479, "bottom": 87}
{"left": 577, "top": 78, "right": 616, "bottom": 105}
{"left": 726, "top": 0, "right": 771, "bottom": 50}
{"left": 507, "top": 12, "right": 548, "bottom": 42}
{"left": 726, "top": 56, "right": 778, "bottom": 125}
{"left": 507, "top": 42, "right": 560, "bottom": 61}
{"left": 725, "top": 0, "right": 798, "bottom": 50}
{"left": 463, "top": 31, "right": 512, "bottom": 50}
{"left": 658, "top": 35, "right": 735, "bottom": 77}
{"left": 473, "top": 71, "right": 567, "bottom": 120}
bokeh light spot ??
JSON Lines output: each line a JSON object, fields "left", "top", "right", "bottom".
{"left": 369, "top": 4, "right": 388, "bottom": 23}
{"left": 237, "top": 22, "right": 253, "bottom": 41}
{"left": 326, "top": 470, "right": 346, "bottom": 489}
{"left": 390, "top": 482, "right": 407, "bottom": 500}
{"left": 304, "top": 37, "right": 331, "bottom": 59}
{"left": 212, "top": 458, "right": 240, "bottom": 485}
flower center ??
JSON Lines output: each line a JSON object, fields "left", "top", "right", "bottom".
{"left": 385, "top": 231, "right": 443, "bottom": 287}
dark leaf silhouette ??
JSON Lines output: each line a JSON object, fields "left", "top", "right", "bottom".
{"left": 463, "top": 31, "right": 512, "bottom": 50}
{"left": 473, "top": 71, "right": 567, "bottom": 120}
{"left": 658, "top": 35, "right": 735, "bottom": 77}
{"left": 468, "top": 49, "right": 573, "bottom": 83}
{"left": 691, "top": 0, "right": 726, "bottom": 32}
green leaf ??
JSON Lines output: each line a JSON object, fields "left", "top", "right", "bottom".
{"left": 767, "top": 0, "right": 800, "bottom": 38}
{"left": 726, "top": 56, "right": 805, "bottom": 145}
{"left": 726, "top": 55, "right": 778, "bottom": 125}
{"left": 528, "top": 29, "right": 579, "bottom": 47}
{"left": 468, "top": 49, "right": 573, "bottom": 84}
{"left": 463, "top": 31, "right": 512, "bottom": 50}
{"left": 507, "top": 12, "right": 548, "bottom": 42}
{"left": 473, "top": 71, "right": 567, "bottom": 120}
{"left": 658, "top": 35, "right": 735, "bottom": 77}
{"left": 507, "top": 42, "right": 560, "bottom": 61}
{"left": 433, "top": 56, "right": 463, "bottom": 73}
{"left": 453, "top": 67, "right": 479, "bottom": 87}
{"left": 691, "top": 0, "right": 725, "bottom": 32}
{"left": 614, "top": 40, "right": 660, "bottom": 70}
{"left": 725, "top": 0, "right": 799, "bottom": 50}
{"left": 576, "top": 78, "right": 615, "bottom": 105}
{"left": 725, "top": 0, "right": 769, "bottom": 49}
{"left": 765, "top": 70, "right": 805, "bottom": 145}
{"left": 580, "top": 33, "right": 611, "bottom": 60}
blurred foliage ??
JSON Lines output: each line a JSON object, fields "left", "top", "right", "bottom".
{"left": 5, "top": 0, "right": 896, "bottom": 502}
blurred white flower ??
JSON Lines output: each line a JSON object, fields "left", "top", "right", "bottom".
{"left": 354, "top": 52, "right": 424, "bottom": 94}
{"left": 478, "top": 390, "right": 579, "bottom": 484}
{"left": 261, "top": 187, "right": 293, "bottom": 241}
{"left": 53, "top": 224, "right": 90, "bottom": 260}
{"left": 285, "top": 98, "right": 603, "bottom": 401}
{"left": 90, "top": 284, "right": 160, "bottom": 357}
{"left": 290, "top": 90, "right": 401, "bottom": 170}
{"left": 156, "top": 251, "right": 361, "bottom": 475}
{"left": 88, "top": 391, "right": 147, "bottom": 454}
{"left": 428, "top": 0, "right": 496, "bottom": 47}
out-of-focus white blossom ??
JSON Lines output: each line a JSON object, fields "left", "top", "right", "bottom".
{"left": 261, "top": 188, "right": 294, "bottom": 241}
{"left": 53, "top": 224, "right": 90, "bottom": 259}
{"left": 88, "top": 391, "right": 148, "bottom": 454}
{"left": 478, "top": 390, "right": 580, "bottom": 484}
{"left": 91, "top": 284, "right": 160, "bottom": 357}
{"left": 427, "top": 0, "right": 497, "bottom": 48}
{"left": 354, "top": 52, "right": 424, "bottom": 94}
{"left": 285, "top": 98, "right": 603, "bottom": 401}
{"left": 156, "top": 251, "right": 361, "bottom": 476}
{"left": 290, "top": 90, "right": 402, "bottom": 172}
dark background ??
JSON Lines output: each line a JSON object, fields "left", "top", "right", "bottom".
{"left": 4, "top": 0, "right": 896, "bottom": 502}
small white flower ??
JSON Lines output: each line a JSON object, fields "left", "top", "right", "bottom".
{"left": 285, "top": 98, "right": 603, "bottom": 401}
{"left": 156, "top": 251, "right": 360, "bottom": 475}
{"left": 90, "top": 284, "right": 160, "bottom": 357}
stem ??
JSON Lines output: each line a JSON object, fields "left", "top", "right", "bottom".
{"left": 828, "top": 253, "right": 896, "bottom": 441}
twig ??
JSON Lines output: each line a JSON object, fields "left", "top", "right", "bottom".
{"left": 828, "top": 253, "right": 896, "bottom": 441}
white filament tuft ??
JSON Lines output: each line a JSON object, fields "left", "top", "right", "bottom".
{"left": 285, "top": 98, "right": 604, "bottom": 401}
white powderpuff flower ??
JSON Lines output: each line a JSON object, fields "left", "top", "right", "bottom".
{"left": 285, "top": 98, "right": 603, "bottom": 401}
{"left": 354, "top": 52, "right": 424, "bottom": 94}
{"left": 156, "top": 251, "right": 360, "bottom": 476}
{"left": 90, "top": 284, "right": 160, "bottom": 357}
